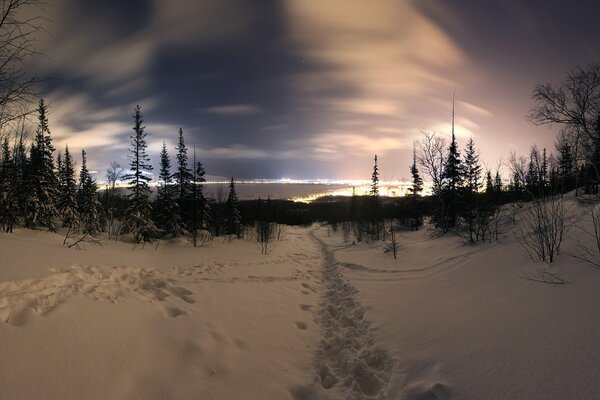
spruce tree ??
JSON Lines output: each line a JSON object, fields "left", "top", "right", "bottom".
{"left": 122, "top": 105, "right": 158, "bottom": 243}
{"left": 442, "top": 132, "right": 463, "bottom": 191}
{"left": 408, "top": 147, "right": 423, "bottom": 198}
{"left": 485, "top": 170, "right": 494, "bottom": 195}
{"left": 189, "top": 146, "right": 211, "bottom": 245}
{"left": 174, "top": 128, "right": 192, "bottom": 199}
{"left": 558, "top": 141, "right": 574, "bottom": 191}
{"left": 57, "top": 146, "right": 79, "bottom": 229}
{"left": 156, "top": 142, "right": 184, "bottom": 237}
{"left": 26, "top": 99, "right": 58, "bottom": 231}
{"left": 225, "top": 177, "right": 242, "bottom": 238}
{"left": 77, "top": 149, "right": 102, "bottom": 235}
{"left": 13, "top": 133, "right": 28, "bottom": 220}
{"left": 494, "top": 171, "right": 502, "bottom": 194}
{"left": 0, "top": 138, "right": 17, "bottom": 232}
{"left": 463, "top": 138, "right": 481, "bottom": 194}
{"left": 370, "top": 154, "right": 379, "bottom": 196}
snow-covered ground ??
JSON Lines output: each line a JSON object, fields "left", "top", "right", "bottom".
{"left": 1, "top": 200, "right": 600, "bottom": 399}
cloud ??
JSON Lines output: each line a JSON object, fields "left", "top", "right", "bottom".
{"left": 199, "top": 144, "right": 268, "bottom": 159}
{"left": 458, "top": 100, "right": 493, "bottom": 117}
{"left": 283, "top": 0, "right": 468, "bottom": 156}
{"left": 309, "top": 131, "right": 408, "bottom": 159}
{"left": 201, "top": 104, "right": 262, "bottom": 116}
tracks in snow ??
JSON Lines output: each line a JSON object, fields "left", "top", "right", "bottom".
{"left": 0, "top": 266, "right": 195, "bottom": 326}
{"left": 309, "top": 230, "right": 393, "bottom": 400}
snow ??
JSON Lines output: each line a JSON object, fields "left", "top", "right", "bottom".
{"left": 1, "top": 198, "right": 600, "bottom": 399}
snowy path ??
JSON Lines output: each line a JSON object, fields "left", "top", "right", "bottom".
{"left": 306, "top": 230, "right": 394, "bottom": 400}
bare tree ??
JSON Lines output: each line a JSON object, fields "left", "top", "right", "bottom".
{"left": 529, "top": 64, "right": 600, "bottom": 190}
{"left": 529, "top": 65, "right": 600, "bottom": 138}
{"left": 106, "top": 162, "right": 124, "bottom": 194}
{"left": 0, "top": 0, "right": 46, "bottom": 128}
{"left": 416, "top": 130, "right": 447, "bottom": 194}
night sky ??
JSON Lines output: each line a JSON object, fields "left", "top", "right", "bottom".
{"left": 31, "top": 0, "right": 600, "bottom": 180}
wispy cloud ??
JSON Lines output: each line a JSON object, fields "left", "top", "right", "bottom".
{"left": 201, "top": 104, "right": 262, "bottom": 116}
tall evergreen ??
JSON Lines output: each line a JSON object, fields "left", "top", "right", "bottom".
{"left": 122, "top": 105, "right": 158, "bottom": 243}
{"left": 77, "top": 149, "right": 102, "bottom": 235}
{"left": 173, "top": 128, "right": 193, "bottom": 201}
{"left": 0, "top": 138, "right": 17, "bottom": 232}
{"left": 189, "top": 146, "right": 210, "bottom": 245}
{"left": 57, "top": 145, "right": 79, "bottom": 229}
{"left": 558, "top": 141, "right": 574, "bottom": 191}
{"left": 463, "top": 137, "right": 482, "bottom": 194}
{"left": 526, "top": 147, "right": 540, "bottom": 192}
{"left": 370, "top": 154, "right": 379, "bottom": 196}
{"left": 440, "top": 95, "right": 463, "bottom": 230}
{"left": 26, "top": 99, "right": 58, "bottom": 231}
{"left": 494, "top": 171, "right": 502, "bottom": 194}
{"left": 485, "top": 170, "right": 494, "bottom": 195}
{"left": 408, "top": 147, "right": 423, "bottom": 198}
{"left": 13, "top": 133, "right": 28, "bottom": 219}
{"left": 156, "top": 142, "right": 184, "bottom": 237}
{"left": 442, "top": 132, "right": 463, "bottom": 191}
{"left": 225, "top": 177, "right": 242, "bottom": 238}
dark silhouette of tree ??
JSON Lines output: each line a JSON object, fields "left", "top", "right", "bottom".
{"left": 122, "top": 105, "right": 157, "bottom": 243}
{"left": 156, "top": 142, "right": 184, "bottom": 238}
{"left": 25, "top": 99, "right": 57, "bottom": 230}
{"left": 370, "top": 154, "right": 379, "bottom": 196}
{"left": 0, "top": 0, "right": 46, "bottom": 126}
{"left": 529, "top": 64, "right": 600, "bottom": 192}
{"left": 189, "top": 146, "right": 210, "bottom": 246}
{"left": 57, "top": 145, "right": 78, "bottom": 229}
{"left": 408, "top": 147, "right": 423, "bottom": 198}
{"left": 77, "top": 149, "right": 101, "bottom": 236}
{"left": 441, "top": 97, "right": 463, "bottom": 230}
{"left": 0, "top": 137, "right": 17, "bottom": 231}
{"left": 225, "top": 177, "right": 242, "bottom": 239}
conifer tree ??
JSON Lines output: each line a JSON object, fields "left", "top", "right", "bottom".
{"left": 463, "top": 138, "right": 482, "bottom": 194}
{"left": 408, "top": 147, "right": 423, "bottom": 198}
{"left": 57, "top": 145, "right": 78, "bottom": 229}
{"left": 156, "top": 142, "right": 184, "bottom": 237}
{"left": 225, "top": 177, "right": 242, "bottom": 238}
{"left": 173, "top": 128, "right": 193, "bottom": 202}
{"left": 485, "top": 170, "right": 494, "bottom": 195}
{"left": 494, "top": 171, "right": 502, "bottom": 194}
{"left": 526, "top": 148, "right": 540, "bottom": 192}
{"left": 13, "top": 133, "right": 28, "bottom": 220}
{"left": 0, "top": 138, "right": 17, "bottom": 232}
{"left": 370, "top": 154, "right": 379, "bottom": 196}
{"left": 558, "top": 141, "right": 574, "bottom": 190}
{"left": 77, "top": 149, "right": 102, "bottom": 235}
{"left": 122, "top": 105, "right": 158, "bottom": 243}
{"left": 439, "top": 95, "right": 463, "bottom": 230}
{"left": 189, "top": 146, "right": 210, "bottom": 246}
{"left": 442, "top": 132, "right": 463, "bottom": 191}
{"left": 26, "top": 99, "right": 58, "bottom": 230}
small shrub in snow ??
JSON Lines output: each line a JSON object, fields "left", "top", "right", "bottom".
{"left": 517, "top": 194, "right": 570, "bottom": 264}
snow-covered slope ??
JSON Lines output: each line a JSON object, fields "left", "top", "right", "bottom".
{"left": 1, "top": 198, "right": 599, "bottom": 399}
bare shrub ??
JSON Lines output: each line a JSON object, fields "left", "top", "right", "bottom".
{"left": 385, "top": 219, "right": 399, "bottom": 259}
{"left": 342, "top": 222, "right": 351, "bottom": 243}
{"left": 256, "top": 221, "right": 275, "bottom": 255}
{"left": 568, "top": 197, "right": 600, "bottom": 268}
{"left": 517, "top": 195, "right": 570, "bottom": 264}
{"left": 63, "top": 226, "right": 102, "bottom": 249}
{"left": 276, "top": 223, "right": 286, "bottom": 241}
